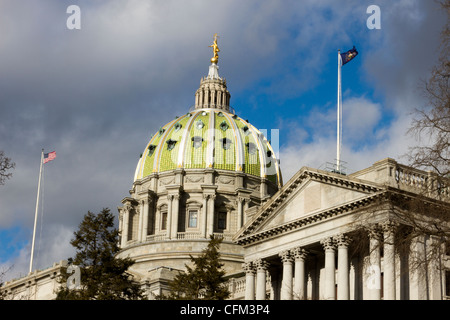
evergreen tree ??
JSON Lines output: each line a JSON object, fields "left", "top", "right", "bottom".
{"left": 165, "top": 235, "right": 230, "bottom": 300}
{"left": 55, "top": 208, "right": 145, "bottom": 300}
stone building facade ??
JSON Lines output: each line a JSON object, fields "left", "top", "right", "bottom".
{"left": 2, "top": 39, "right": 449, "bottom": 300}
{"left": 235, "top": 158, "right": 450, "bottom": 300}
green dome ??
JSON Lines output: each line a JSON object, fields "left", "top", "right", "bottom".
{"left": 134, "top": 108, "right": 282, "bottom": 187}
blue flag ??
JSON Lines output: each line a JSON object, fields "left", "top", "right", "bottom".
{"left": 340, "top": 46, "right": 358, "bottom": 65}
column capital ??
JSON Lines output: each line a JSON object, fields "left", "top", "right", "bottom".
{"left": 279, "top": 250, "right": 293, "bottom": 263}
{"left": 381, "top": 220, "right": 399, "bottom": 234}
{"left": 320, "top": 237, "right": 336, "bottom": 251}
{"left": 203, "top": 193, "right": 216, "bottom": 200}
{"left": 367, "top": 224, "right": 383, "bottom": 240}
{"left": 242, "top": 262, "right": 256, "bottom": 275}
{"left": 255, "top": 259, "right": 270, "bottom": 272}
{"left": 336, "top": 234, "right": 352, "bottom": 248}
{"left": 123, "top": 204, "right": 132, "bottom": 212}
{"left": 292, "top": 247, "right": 308, "bottom": 260}
{"left": 167, "top": 194, "right": 174, "bottom": 201}
{"left": 237, "top": 196, "right": 247, "bottom": 204}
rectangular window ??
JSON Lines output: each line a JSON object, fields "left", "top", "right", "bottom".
{"left": 218, "top": 212, "right": 227, "bottom": 230}
{"left": 161, "top": 212, "right": 167, "bottom": 230}
{"left": 188, "top": 210, "right": 198, "bottom": 228}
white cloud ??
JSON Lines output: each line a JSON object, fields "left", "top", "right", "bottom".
{"left": 1, "top": 224, "right": 74, "bottom": 282}
{"left": 280, "top": 97, "right": 414, "bottom": 182}
{"left": 0, "top": 0, "right": 446, "bottom": 279}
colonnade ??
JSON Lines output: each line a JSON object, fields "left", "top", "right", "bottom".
{"left": 195, "top": 79, "right": 230, "bottom": 110}
{"left": 119, "top": 188, "right": 254, "bottom": 246}
{"left": 243, "top": 222, "right": 400, "bottom": 300}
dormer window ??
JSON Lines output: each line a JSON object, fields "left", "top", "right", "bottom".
{"left": 148, "top": 145, "right": 156, "bottom": 157}
{"left": 192, "top": 136, "right": 204, "bottom": 149}
{"left": 174, "top": 122, "right": 182, "bottom": 132}
{"left": 222, "top": 138, "right": 232, "bottom": 150}
{"left": 196, "top": 119, "right": 205, "bottom": 129}
{"left": 166, "top": 139, "right": 177, "bottom": 151}
{"left": 246, "top": 142, "right": 257, "bottom": 155}
{"left": 219, "top": 120, "right": 229, "bottom": 131}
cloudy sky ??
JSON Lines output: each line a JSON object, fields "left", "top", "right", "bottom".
{"left": 0, "top": 0, "right": 446, "bottom": 282}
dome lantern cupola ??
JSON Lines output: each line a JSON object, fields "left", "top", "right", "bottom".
{"left": 194, "top": 33, "right": 231, "bottom": 111}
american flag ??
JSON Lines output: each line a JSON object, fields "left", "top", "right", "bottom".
{"left": 44, "top": 151, "right": 56, "bottom": 164}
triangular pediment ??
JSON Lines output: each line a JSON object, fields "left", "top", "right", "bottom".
{"left": 234, "top": 167, "right": 382, "bottom": 242}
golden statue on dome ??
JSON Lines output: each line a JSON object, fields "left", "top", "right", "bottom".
{"left": 209, "top": 33, "right": 220, "bottom": 64}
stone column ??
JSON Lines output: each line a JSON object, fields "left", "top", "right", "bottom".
{"left": 321, "top": 237, "right": 336, "bottom": 300}
{"left": 207, "top": 194, "right": 216, "bottom": 237}
{"left": 243, "top": 262, "right": 256, "bottom": 300}
{"left": 236, "top": 197, "right": 245, "bottom": 229}
{"left": 368, "top": 225, "right": 382, "bottom": 300}
{"left": 427, "top": 235, "right": 443, "bottom": 300}
{"left": 141, "top": 199, "right": 149, "bottom": 241}
{"left": 195, "top": 91, "right": 199, "bottom": 108}
{"left": 205, "top": 88, "right": 210, "bottom": 107}
{"left": 222, "top": 89, "right": 227, "bottom": 106}
{"left": 349, "top": 259, "right": 359, "bottom": 300}
{"left": 167, "top": 195, "right": 173, "bottom": 239}
{"left": 137, "top": 200, "right": 144, "bottom": 242}
{"left": 279, "top": 250, "right": 293, "bottom": 300}
{"left": 199, "top": 90, "right": 204, "bottom": 108}
{"left": 409, "top": 235, "right": 427, "bottom": 300}
{"left": 201, "top": 194, "right": 208, "bottom": 238}
{"left": 382, "top": 221, "right": 397, "bottom": 300}
{"left": 306, "top": 271, "right": 314, "bottom": 300}
{"left": 336, "top": 234, "right": 351, "bottom": 300}
{"left": 211, "top": 88, "right": 216, "bottom": 108}
{"left": 171, "top": 194, "right": 180, "bottom": 239}
{"left": 121, "top": 205, "right": 130, "bottom": 247}
{"left": 243, "top": 199, "right": 250, "bottom": 224}
{"left": 255, "top": 259, "right": 269, "bottom": 300}
{"left": 217, "top": 90, "right": 222, "bottom": 108}
{"left": 292, "top": 247, "right": 308, "bottom": 300}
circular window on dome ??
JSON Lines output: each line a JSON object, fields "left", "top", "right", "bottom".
{"left": 242, "top": 125, "right": 250, "bottom": 136}
{"left": 174, "top": 122, "right": 182, "bottom": 132}
{"left": 158, "top": 127, "right": 165, "bottom": 136}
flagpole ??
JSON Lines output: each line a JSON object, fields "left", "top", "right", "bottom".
{"left": 29, "top": 149, "right": 44, "bottom": 273}
{"left": 336, "top": 50, "right": 342, "bottom": 173}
